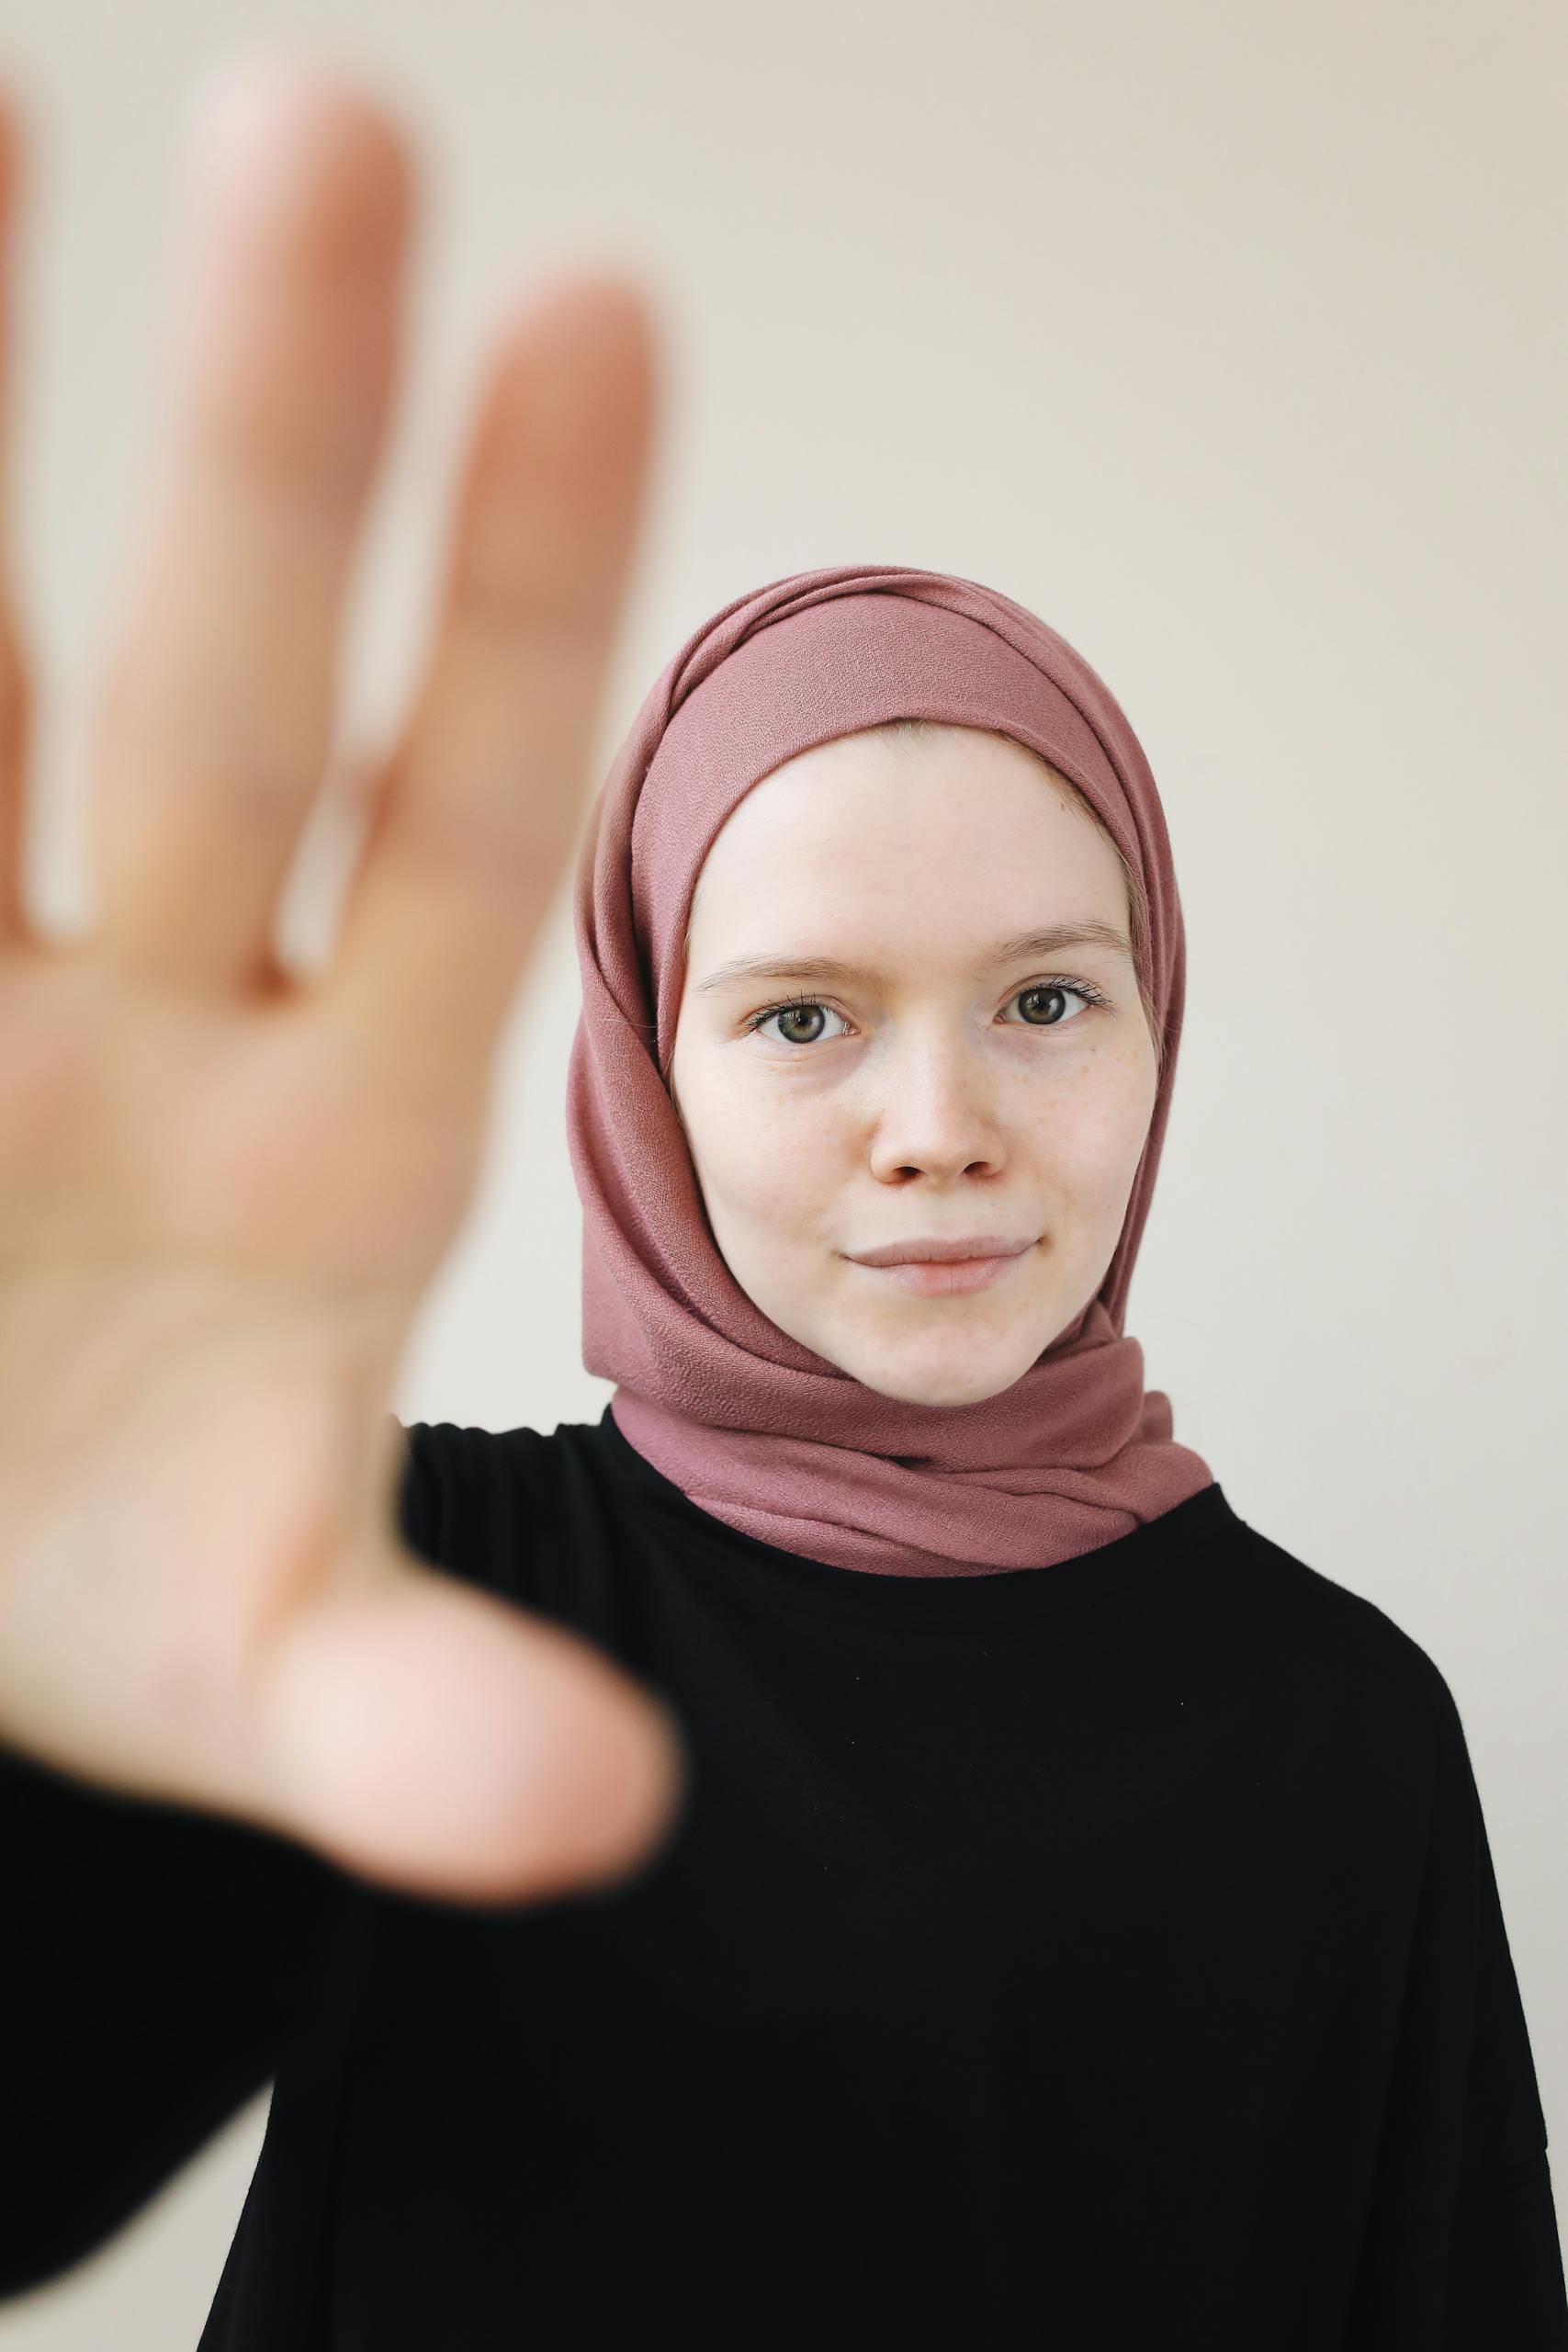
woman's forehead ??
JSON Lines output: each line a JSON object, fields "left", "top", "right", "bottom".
{"left": 690, "top": 744, "right": 1119, "bottom": 915}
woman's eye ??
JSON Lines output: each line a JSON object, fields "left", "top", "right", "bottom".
{"left": 749, "top": 1000, "right": 849, "bottom": 1048}
{"left": 1001, "top": 980, "right": 1101, "bottom": 1029}
{"left": 747, "top": 979, "right": 1104, "bottom": 1049}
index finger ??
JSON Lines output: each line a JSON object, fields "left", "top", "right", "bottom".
{"left": 315, "top": 273, "right": 659, "bottom": 1106}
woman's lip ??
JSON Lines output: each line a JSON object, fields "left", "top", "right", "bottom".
{"left": 849, "top": 1236, "right": 1037, "bottom": 1266}
{"left": 854, "top": 1250, "right": 1029, "bottom": 1298}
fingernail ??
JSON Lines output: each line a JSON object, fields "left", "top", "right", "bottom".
{"left": 183, "top": 49, "right": 334, "bottom": 173}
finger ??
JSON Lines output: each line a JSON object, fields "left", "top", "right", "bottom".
{"left": 258, "top": 1550, "right": 688, "bottom": 1905}
{"left": 86, "top": 59, "right": 410, "bottom": 994}
{"left": 0, "top": 86, "right": 33, "bottom": 954}
{"left": 318, "top": 272, "right": 658, "bottom": 1105}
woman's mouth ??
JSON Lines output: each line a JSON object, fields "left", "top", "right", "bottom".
{"left": 853, "top": 1250, "right": 1030, "bottom": 1297}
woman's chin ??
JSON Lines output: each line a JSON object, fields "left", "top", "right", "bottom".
{"left": 834, "top": 1337, "right": 1043, "bottom": 1409}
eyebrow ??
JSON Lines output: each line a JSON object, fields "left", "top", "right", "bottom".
{"left": 693, "top": 921, "right": 1136, "bottom": 997}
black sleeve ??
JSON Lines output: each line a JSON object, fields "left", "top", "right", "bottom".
{"left": 1344, "top": 1661, "right": 1568, "bottom": 2348}
{"left": 0, "top": 1412, "right": 430, "bottom": 2302}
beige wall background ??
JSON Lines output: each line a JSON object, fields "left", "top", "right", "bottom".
{"left": 2, "top": 0, "right": 1563, "bottom": 2337}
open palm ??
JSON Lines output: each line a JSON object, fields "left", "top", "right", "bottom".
{"left": 0, "top": 59, "right": 684, "bottom": 1906}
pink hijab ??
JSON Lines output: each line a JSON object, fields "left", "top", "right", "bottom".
{"left": 565, "top": 564, "right": 1215, "bottom": 1577}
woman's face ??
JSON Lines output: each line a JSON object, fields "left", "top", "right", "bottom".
{"left": 667, "top": 725, "right": 1160, "bottom": 1408}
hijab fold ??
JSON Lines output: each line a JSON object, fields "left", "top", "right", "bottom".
{"left": 566, "top": 564, "right": 1214, "bottom": 1577}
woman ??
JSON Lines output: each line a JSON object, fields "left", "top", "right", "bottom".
{"left": 1, "top": 66, "right": 1562, "bottom": 2352}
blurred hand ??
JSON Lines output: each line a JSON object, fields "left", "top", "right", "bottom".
{"left": 0, "top": 57, "right": 685, "bottom": 1906}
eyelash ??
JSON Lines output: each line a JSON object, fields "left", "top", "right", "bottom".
{"left": 742, "top": 976, "right": 1111, "bottom": 1048}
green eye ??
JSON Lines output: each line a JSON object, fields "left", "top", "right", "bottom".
{"left": 744, "top": 977, "right": 1111, "bottom": 1050}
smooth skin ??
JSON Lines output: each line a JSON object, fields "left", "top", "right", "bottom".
{"left": 0, "top": 58, "right": 688, "bottom": 1906}
{"left": 669, "top": 727, "right": 1160, "bottom": 1408}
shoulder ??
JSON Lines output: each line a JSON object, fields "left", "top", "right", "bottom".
{"left": 1211, "top": 1496, "right": 1459, "bottom": 1756}
{"left": 384, "top": 1413, "right": 616, "bottom": 1611}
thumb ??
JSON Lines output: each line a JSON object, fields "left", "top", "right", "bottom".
{"left": 254, "top": 1553, "right": 688, "bottom": 1906}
